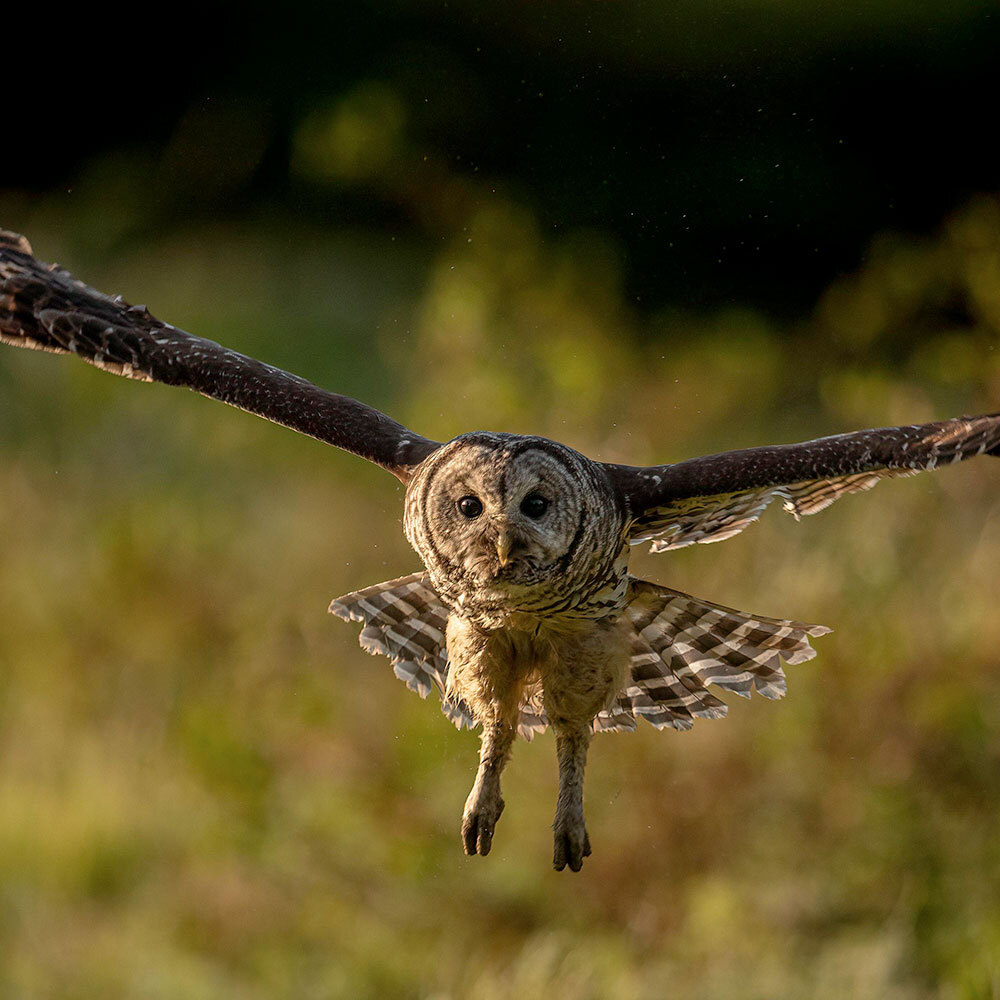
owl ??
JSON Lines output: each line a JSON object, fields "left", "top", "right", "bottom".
{"left": 3, "top": 229, "right": 998, "bottom": 871}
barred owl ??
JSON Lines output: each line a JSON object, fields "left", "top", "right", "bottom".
{"left": 3, "top": 230, "right": 998, "bottom": 871}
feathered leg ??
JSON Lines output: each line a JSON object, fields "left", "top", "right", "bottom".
{"left": 543, "top": 616, "right": 630, "bottom": 871}
{"left": 447, "top": 616, "right": 533, "bottom": 857}
{"left": 552, "top": 722, "right": 592, "bottom": 872}
{"left": 462, "top": 719, "right": 516, "bottom": 856}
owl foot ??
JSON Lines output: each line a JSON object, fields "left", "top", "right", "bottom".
{"left": 461, "top": 786, "right": 505, "bottom": 856}
{"left": 552, "top": 815, "right": 591, "bottom": 872}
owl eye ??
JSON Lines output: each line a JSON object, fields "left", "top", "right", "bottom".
{"left": 457, "top": 495, "right": 483, "bottom": 519}
{"left": 520, "top": 492, "right": 549, "bottom": 519}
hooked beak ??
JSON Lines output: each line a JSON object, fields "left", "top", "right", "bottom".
{"left": 495, "top": 530, "right": 513, "bottom": 567}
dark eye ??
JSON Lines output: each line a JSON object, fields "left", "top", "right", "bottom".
{"left": 457, "top": 495, "right": 483, "bottom": 519}
{"left": 520, "top": 492, "right": 549, "bottom": 519}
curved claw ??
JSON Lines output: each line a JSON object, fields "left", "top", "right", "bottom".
{"left": 553, "top": 819, "right": 591, "bottom": 872}
{"left": 462, "top": 794, "right": 505, "bottom": 856}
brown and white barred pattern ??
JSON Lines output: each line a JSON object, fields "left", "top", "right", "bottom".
{"left": 631, "top": 469, "right": 916, "bottom": 550}
{"left": 332, "top": 573, "right": 829, "bottom": 738}
{"left": 621, "top": 415, "right": 1000, "bottom": 551}
{"left": 403, "top": 433, "right": 630, "bottom": 628}
{"left": 603, "top": 580, "right": 830, "bottom": 731}
{"left": 330, "top": 573, "right": 476, "bottom": 730}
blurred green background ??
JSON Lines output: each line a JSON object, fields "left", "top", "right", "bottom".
{"left": 2, "top": 3, "right": 1000, "bottom": 997}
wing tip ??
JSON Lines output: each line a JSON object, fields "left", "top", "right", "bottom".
{"left": 328, "top": 597, "right": 359, "bottom": 621}
{"left": 0, "top": 230, "right": 33, "bottom": 257}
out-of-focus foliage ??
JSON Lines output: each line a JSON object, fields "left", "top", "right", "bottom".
{"left": 1, "top": 178, "right": 999, "bottom": 996}
{"left": 2, "top": 5, "right": 1000, "bottom": 995}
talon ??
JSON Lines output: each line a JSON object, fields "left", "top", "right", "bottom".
{"left": 462, "top": 814, "right": 479, "bottom": 856}
{"left": 552, "top": 818, "right": 590, "bottom": 872}
{"left": 462, "top": 793, "right": 504, "bottom": 857}
{"left": 478, "top": 823, "right": 494, "bottom": 856}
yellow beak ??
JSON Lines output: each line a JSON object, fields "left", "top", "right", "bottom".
{"left": 496, "top": 531, "right": 513, "bottom": 567}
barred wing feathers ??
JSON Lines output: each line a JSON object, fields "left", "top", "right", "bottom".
{"left": 594, "top": 579, "right": 830, "bottom": 733}
{"left": 607, "top": 414, "right": 1000, "bottom": 551}
{"left": 330, "top": 573, "right": 477, "bottom": 731}
{"left": 0, "top": 230, "right": 439, "bottom": 482}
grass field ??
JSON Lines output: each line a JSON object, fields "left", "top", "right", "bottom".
{"left": 2, "top": 203, "right": 1000, "bottom": 998}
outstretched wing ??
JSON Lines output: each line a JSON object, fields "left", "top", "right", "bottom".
{"left": 0, "top": 230, "right": 440, "bottom": 482}
{"left": 605, "top": 414, "right": 1000, "bottom": 551}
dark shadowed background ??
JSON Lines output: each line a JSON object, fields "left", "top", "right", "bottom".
{"left": 1, "top": 3, "right": 999, "bottom": 997}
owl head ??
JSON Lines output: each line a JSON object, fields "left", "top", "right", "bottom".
{"left": 404, "top": 432, "right": 625, "bottom": 615}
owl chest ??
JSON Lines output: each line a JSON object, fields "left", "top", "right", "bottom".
{"left": 444, "top": 612, "right": 629, "bottom": 727}
{"left": 430, "top": 543, "right": 632, "bottom": 630}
